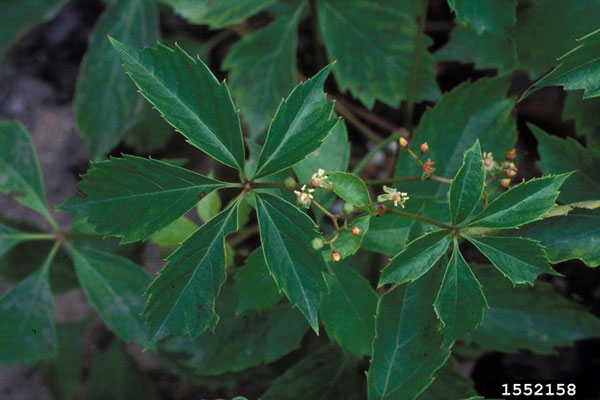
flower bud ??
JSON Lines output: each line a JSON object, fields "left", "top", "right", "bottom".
{"left": 331, "top": 251, "right": 341, "bottom": 262}
{"left": 506, "top": 148, "right": 517, "bottom": 160}
{"left": 351, "top": 226, "right": 361, "bottom": 236}
{"left": 311, "top": 238, "right": 324, "bottom": 250}
{"left": 506, "top": 169, "right": 517, "bottom": 177}
{"left": 284, "top": 176, "right": 296, "bottom": 190}
{"left": 342, "top": 203, "right": 355, "bottom": 215}
{"left": 399, "top": 137, "right": 408, "bottom": 148}
{"left": 500, "top": 178, "right": 511, "bottom": 188}
{"left": 420, "top": 142, "right": 429, "bottom": 153}
{"left": 422, "top": 159, "right": 435, "bottom": 174}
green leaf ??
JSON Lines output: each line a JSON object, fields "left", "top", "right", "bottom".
{"left": 253, "top": 65, "right": 338, "bottom": 179}
{"left": 368, "top": 268, "right": 451, "bottom": 400}
{"left": 419, "top": 358, "right": 479, "bottom": 400}
{"left": 158, "top": 0, "right": 276, "bottom": 29}
{"left": 60, "top": 155, "right": 224, "bottom": 243}
{"left": 449, "top": 140, "right": 485, "bottom": 225}
{"left": 466, "top": 235, "right": 555, "bottom": 285}
{"left": 317, "top": 0, "right": 440, "bottom": 108}
{"left": 320, "top": 264, "right": 377, "bottom": 357}
{"left": 447, "top": 0, "right": 517, "bottom": 35}
{"left": 0, "top": 243, "right": 58, "bottom": 366}
{"left": 294, "top": 121, "right": 350, "bottom": 183}
{"left": 328, "top": 171, "right": 371, "bottom": 206}
{"left": 196, "top": 187, "right": 222, "bottom": 223}
{"left": 0, "top": 121, "right": 53, "bottom": 222}
{"left": 110, "top": 39, "right": 245, "bottom": 170}
{"left": 256, "top": 193, "right": 328, "bottom": 332}
{"left": 516, "top": 208, "right": 600, "bottom": 267}
{"left": 467, "top": 174, "right": 571, "bottom": 228}
{"left": 331, "top": 215, "right": 370, "bottom": 259}
{"left": 436, "top": 23, "right": 518, "bottom": 73}
{"left": 41, "top": 322, "right": 87, "bottom": 400}
{"left": 394, "top": 76, "right": 516, "bottom": 198}
{"left": 470, "top": 267, "right": 600, "bottom": 354}
{"left": 150, "top": 216, "right": 198, "bottom": 247}
{"left": 261, "top": 346, "right": 363, "bottom": 400}
{"left": 523, "top": 28, "right": 600, "bottom": 99}
{"left": 563, "top": 91, "right": 600, "bottom": 148}
{"left": 84, "top": 342, "right": 160, "bottom": 400}
{"left": 434, "top": 242, "right": 487, "bottom": 342}
{"left": 69, "top": 247, "right": 150, "bottom": 344}
{"left": 0, "top": 0, "right": 67, "bottom": 60}
{"left": 531, "top": 124, "right": 600, "bottom": 203}
{"left": 232, "top": 248, "right": 283, "bottom": 314}
{"left": 379, "top": 230, "right": 451, "bottom": 286}
{"left": 156, "top": 286, "right": 308, "bottom": 376}
{"left": 143, "top": 202, "right": 238, "bottom": 344}
{"left": 223, "top": 2, "right": 305, "bottom": 138}
{"left": 74, "top": 0, "right": 159, "bottom": 160}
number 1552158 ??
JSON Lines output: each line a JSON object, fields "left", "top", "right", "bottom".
{"left": 502, "top": 383, "right": 576, "bottom": 397}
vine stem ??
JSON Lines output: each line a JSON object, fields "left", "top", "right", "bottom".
{"left": 352, "top": 131, "right": 402, "bottom": 174}
{"left": 381, "top": 206, "right": 451, "bottom": 229}
{"left": 365, "top": 175, "right": 452, "bottom": 185}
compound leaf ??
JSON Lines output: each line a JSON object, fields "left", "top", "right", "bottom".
{"left": 253, "top": 65, "right": 338, "bottom": 179}
{"left": 317, "top": 0, "right": 440, "bottom": 108}
{"left": 328, "top": 172, "right": 371, "bottom": 207}
{"left": 379, "top": 230, "right": 451, "bottom": 287}
{"left": 110, "top": 39, "right": 245, "bottom": 170}
{"left": 233, "top": 248, "right": 283, "bottom": 314}
{"left": 447, "top": 0, "right": 517, "bottom": 35}
{"left": 256, "top": 193, "right": 328, "bottom": 332}
{"left": 60, "top": 155, "right": 224, "bottom": 243}
{"left": 466, "top": 235, "right": 555, "bottom": 285}
{"left": 75, "top": 0, "right": 159, "bottom": 160}
{"left": 467, "top": 173, "right": 571, "bottom": 228}
{"left": 69, "top": 246, "right": 150, "bottom": 344}
{"left": 143, "top": 202, "right": 238, "bottom": 345}
{"left": 449, "top": 140, "right": 485, "bottom": 225}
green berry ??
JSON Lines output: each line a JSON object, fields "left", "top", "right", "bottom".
{"left": 284, "top": 176, "right": 296, "bottom": 189}
{"left": 342, "top": 203, "right": 355, "bottom": 215}
{"left": 311, "top": 238, "right": 324, "bottom": 250}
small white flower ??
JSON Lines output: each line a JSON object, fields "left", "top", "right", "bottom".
{"left": 377, "top": 186, "right": 409, "bottom": 208}
{"left": 483, "top": 152, "right": 498, "bottom": 172}
{"left": 294, "top": 185, "right": 315, "bottom": 208}
{"left": 311, "top": 168, "right": 329, "bottom": 188}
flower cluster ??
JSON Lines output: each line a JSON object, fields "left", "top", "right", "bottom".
{"left": 294, "top": 185, "right": 315, "bottom": 208}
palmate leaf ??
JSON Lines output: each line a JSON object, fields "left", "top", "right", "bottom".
{"left": 563, "top": 91, "right": 600, "bottom": 148}
{"left": 368, "top": 268, "right": 451, "bottom": 400}
{"left": 531, "top": 124, "right": 600, "bottom": 203}
{"left": 74, "top": 0, "right": 159, "bottom": 160}
{"left": 379, "top": 230, "right": 451, "bottom": 287}
{"left": 469, "top": 267, "right": 600, "bottom": 354}
{"left": 447, "top": 0, "right": 517, "bottom": 35}
{"left": 158, "top": 0, "right": 276, "bottom": 29}
{"left": 434, "top": 242, "right": 487, "bottom": 342}
{"left": 449, "top": 140, "right": 485, "bottom": 225}
{"left": 84, "top": 342, "right": 160, "bottom": 400}
{"left": 69, "top": 246, "right": 150, "bottom": 344}
{"left": 517, "top": 208, "right": 600, "bottom": 267}
{"left": 253, "top": 65, "right": 338, "bottom": 179}
{"left": 144, "top": 202, "right": 238, "bottom": 345}
{"left": 467, "top": 173, "right": 571, "bottom": 229}
{"left": 255, "top": 193, "right": 328, "bottom": 332}
{"left": 394, "top": 76, "right": 516, "bottom": 198}
{"left": 223, "top": 2, "right": 306, "bottom": 138}
{"left": 523, "top": 28, "right": 600, "bottom": 99}
{"left": 262, "top": 346, "right": 363, "bottom": 400}
{"left": 60, "top": 155, "right": 224, "bottom": 243}
{"left": 0, "top": 243, "right": 58, "bottom": 366}
{"left": 361, "top": 213, "right": 415, "bottom": 256}
{"left": 320, "top": 263, "right": 377, "bottom": 357}
{"left": 0, "top": 121, "right": 54, "bottom": 224}
{"left": 0, "top": 0, "right": 67, "bottom": 60}
{"left": 110, "top": 39, "right": 245, "bottom": 171}
{"left": 232, "top": 248, "right": 283, "bottom": 315}
{"left": 466, "top": 236, "right": 555, "bottom": 285}
{"left": 317, "top": 0, "right": 439, "bottom": 108}
{"left": 157, "top": 286, "right": 308, "bottom": 376}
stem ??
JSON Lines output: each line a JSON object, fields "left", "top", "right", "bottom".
{"left": 365, "top": 175, "right": 452, "bottom": 185}
{"left": 63, "top": 231, "right": 106, "bottom": 241}
{"left": 311, "top": 199, "right": 336, "bottom": 221}
{"left": 12, "top": 232, "right": 56, "bottom": 241}
{"left": 383, "top": 207, "right": 451, "bottom": 229}
{"left": 352, "top": 131, "right": 401, "bottom": 174}
{"left": 332, "top": 95, "right": 403, "bottom": 133}
{"left": 41, "top": 242, "right": 61, "bottom": 274}
{"left": 334, "top": 100, "right": 384, "bottom": 143}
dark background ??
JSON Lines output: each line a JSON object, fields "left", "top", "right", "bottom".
{"left": 1, "top": 0, "right": 599, "bottom": 398}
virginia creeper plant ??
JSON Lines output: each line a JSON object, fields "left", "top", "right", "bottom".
{"left": 1, "top": 0, "right": 600, "bottom": 399}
